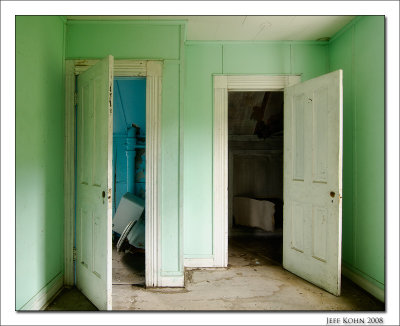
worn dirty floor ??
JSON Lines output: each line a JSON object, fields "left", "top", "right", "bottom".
{"left": 45, "top": 287, "right": 97, "bottom": 311}
{"left": 47, "top": 228, "right": 384, "bottom": 311}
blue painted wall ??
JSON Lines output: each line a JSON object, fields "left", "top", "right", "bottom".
{"left": 112, "top": 78, "right": 146, "bottom": 215}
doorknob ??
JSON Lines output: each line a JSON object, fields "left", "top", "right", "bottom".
{"left": 330, "top": 191, "right": 335, "bottom": 198}
{"left": 102, "top": 191, "right": 106, "bottom": 198}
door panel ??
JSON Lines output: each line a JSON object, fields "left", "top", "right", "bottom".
{"left": 76, "top": 56, "right": 114, "bottom": 310}
{"left": 283, "top": 70, "right": 343, "bottom": 296}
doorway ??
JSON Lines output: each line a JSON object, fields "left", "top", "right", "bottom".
{"left": 213, "top": 72, "right": 343, "bottom": 296}
{"left": 64, "top": 59, "right": 164, "bottom": 310}
{"left": 228, "top": 91, "right": 284, "bottom": 264}
{"left": 111, "top": 77, "right": 146, "bottom": 289}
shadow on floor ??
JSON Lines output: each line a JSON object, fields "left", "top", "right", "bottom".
{"left": 112, "top": 244, "right": 145, "bottom": 285}
{"left": 229, "top": 224, "right": 283, "bottom": 264}
{"left": 45, "top": 287, "right": 97, "bottom": 311}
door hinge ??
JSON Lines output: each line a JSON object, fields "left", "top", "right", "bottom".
{"left": 109, "top": 86, "right": 113, "bottom": 114}
{"left": 73, "top": 247, "right": 77, "bottom": 262}
{"left": 74, "top": 91, "right": 78, "bottom": 107}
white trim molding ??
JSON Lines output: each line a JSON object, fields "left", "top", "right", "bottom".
{"left": 227, "top": 75, "right": 301, "bottom": 91}
{"left": 213, "top": 76, "right": 229, "bottom": 268}
{"left": 73, "top": 59, "right": 147, "bottom": 76}
{"left": 145, "top": 61, "right": 163, "bottom": 287}
{"left": 19, "top": 273, "right": 63, "bottom": 311}
{"left": 64, "top": 59, "right": 166, "bottom": 292}
{"left": 212, "top": 74, "right": 301, "bottom": 268}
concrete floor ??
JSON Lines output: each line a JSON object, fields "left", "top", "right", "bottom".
{"left": 45, "top": 287, "right": 97, "bottom": 311}
{"left": 47, "top": 228, "right": 384, "bottom": 311}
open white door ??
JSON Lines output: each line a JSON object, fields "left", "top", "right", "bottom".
{"left": 76, "top": 56, "right": 114, "bottom": 310}
{"left": 283, "top": 70, "right": 343, "bottom": 296}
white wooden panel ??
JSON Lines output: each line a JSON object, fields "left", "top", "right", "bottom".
{"left": 313, "top": 87, "right": 329, "bottom": 183}
{"left": 283, "top": 70, "right": 343, "bottom": 296}
{"left": 213, "top": 76, "right": 228, "bottom": 268}
{"left": 145, "top": 61, "right": 163, "bottom": 287}
{"left": 92, "top": 214, "right": 103, "bottom": 279}
{"left": 92, "top": 77, "right": 105, "bottom": 187}
{"left": 66, "top": 59, "right": 167, "bottom": 292}
{"left": 76, "top": 56, "right": 113, "bottom": 310}
{"left": 79, "top": 83, "right": 89, "bottom": 185}
{"left": 291, "top": 202, "right": 304, "bottom": 252}
{"left": 74, "top": 59, "right": 146, "bottom": 77}
{"left": 79, "top": 208, "right": 90, "bottom": 269}
{"left": 292, "top": 94, "right": 305, "bottom": 181}
{"left": 312, "top": 206, "right": 328, "bottom": 262}
{"left": 227, "top": 75, "right": 300, "bottom": 90}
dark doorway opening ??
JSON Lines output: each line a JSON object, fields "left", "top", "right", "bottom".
{"left": 228, "top": 91, "right": 284, "bottom": 265}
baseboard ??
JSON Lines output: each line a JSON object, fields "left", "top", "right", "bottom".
{"left": 342, "top": 266, "right": 384, "bottom": 302}
{"left": 184, "top": 258, "right": 215, "bottom": 268}
{"left": 158, "top": 275, "right": 185, "bottom": 287}
{"left": 20, "top": 273, "right": 64, "bottom": 311}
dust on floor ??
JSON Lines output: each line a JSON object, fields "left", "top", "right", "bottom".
{"left": 112, "top": 240, "right": 384, "bottom": 311}
{"left": 46, "top": 233, "right": 384, "bottom": 311}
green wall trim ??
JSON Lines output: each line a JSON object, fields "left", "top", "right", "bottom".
{"left": 185, "top": 40, "right": 329, "bottom": 46}
{"left": 58, "top": 16, "right": 67, "bottom": 23}
{"left": 184, "top": 254, "right": 214, "bottom": 259}
{"left": 66, "top": 56, "right": 167, "bottom": 61}
{"left": 161, "top": 271, "right": 185, "bottom": 277}
{"left": 211, "top": 73, "right": 302, "bottom": 76}
{"left": 67, "top": 19, "right": 187, "bottom": 26}
{"left": 343, "top": 262, "right": 384, "bottom": 290}
{"left": 342, "top": 265, "right": 384, "bottom": 303}
{"left": 19, "top": 272, "right": 63, "bottom": 310}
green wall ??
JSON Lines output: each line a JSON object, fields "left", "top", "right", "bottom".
{"left": 183, "top": 44, "right": 222, "bottom": 257}
{"left": 184, "top": 19, "right": 384, "bottom": 297}
{"left": 329, "top": 16, "right": 385, "bottom": 291}
{"left": 66, "top": 20, "right": 185, "bottom": 278}
{"left": 16, "top": 16, "right": 66, "bottom": 309}
{"left": 183, "top": 41, "right": 329, "bottom": 258}
{"left": 15, "top": 16, "right": 384, "bottom": 307}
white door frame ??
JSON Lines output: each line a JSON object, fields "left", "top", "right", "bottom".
{"left": 64, "top": 59, "right": 163, "bottom": 288}
{"left": 212, "top": 74, "right": 301, "bottom": 267}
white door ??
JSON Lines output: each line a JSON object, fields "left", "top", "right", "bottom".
{"left": 76, "top": 56, "right": 114, "bottom": 310}
{"left": 283, "top": 70, "right": 343, "bottom": 296}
